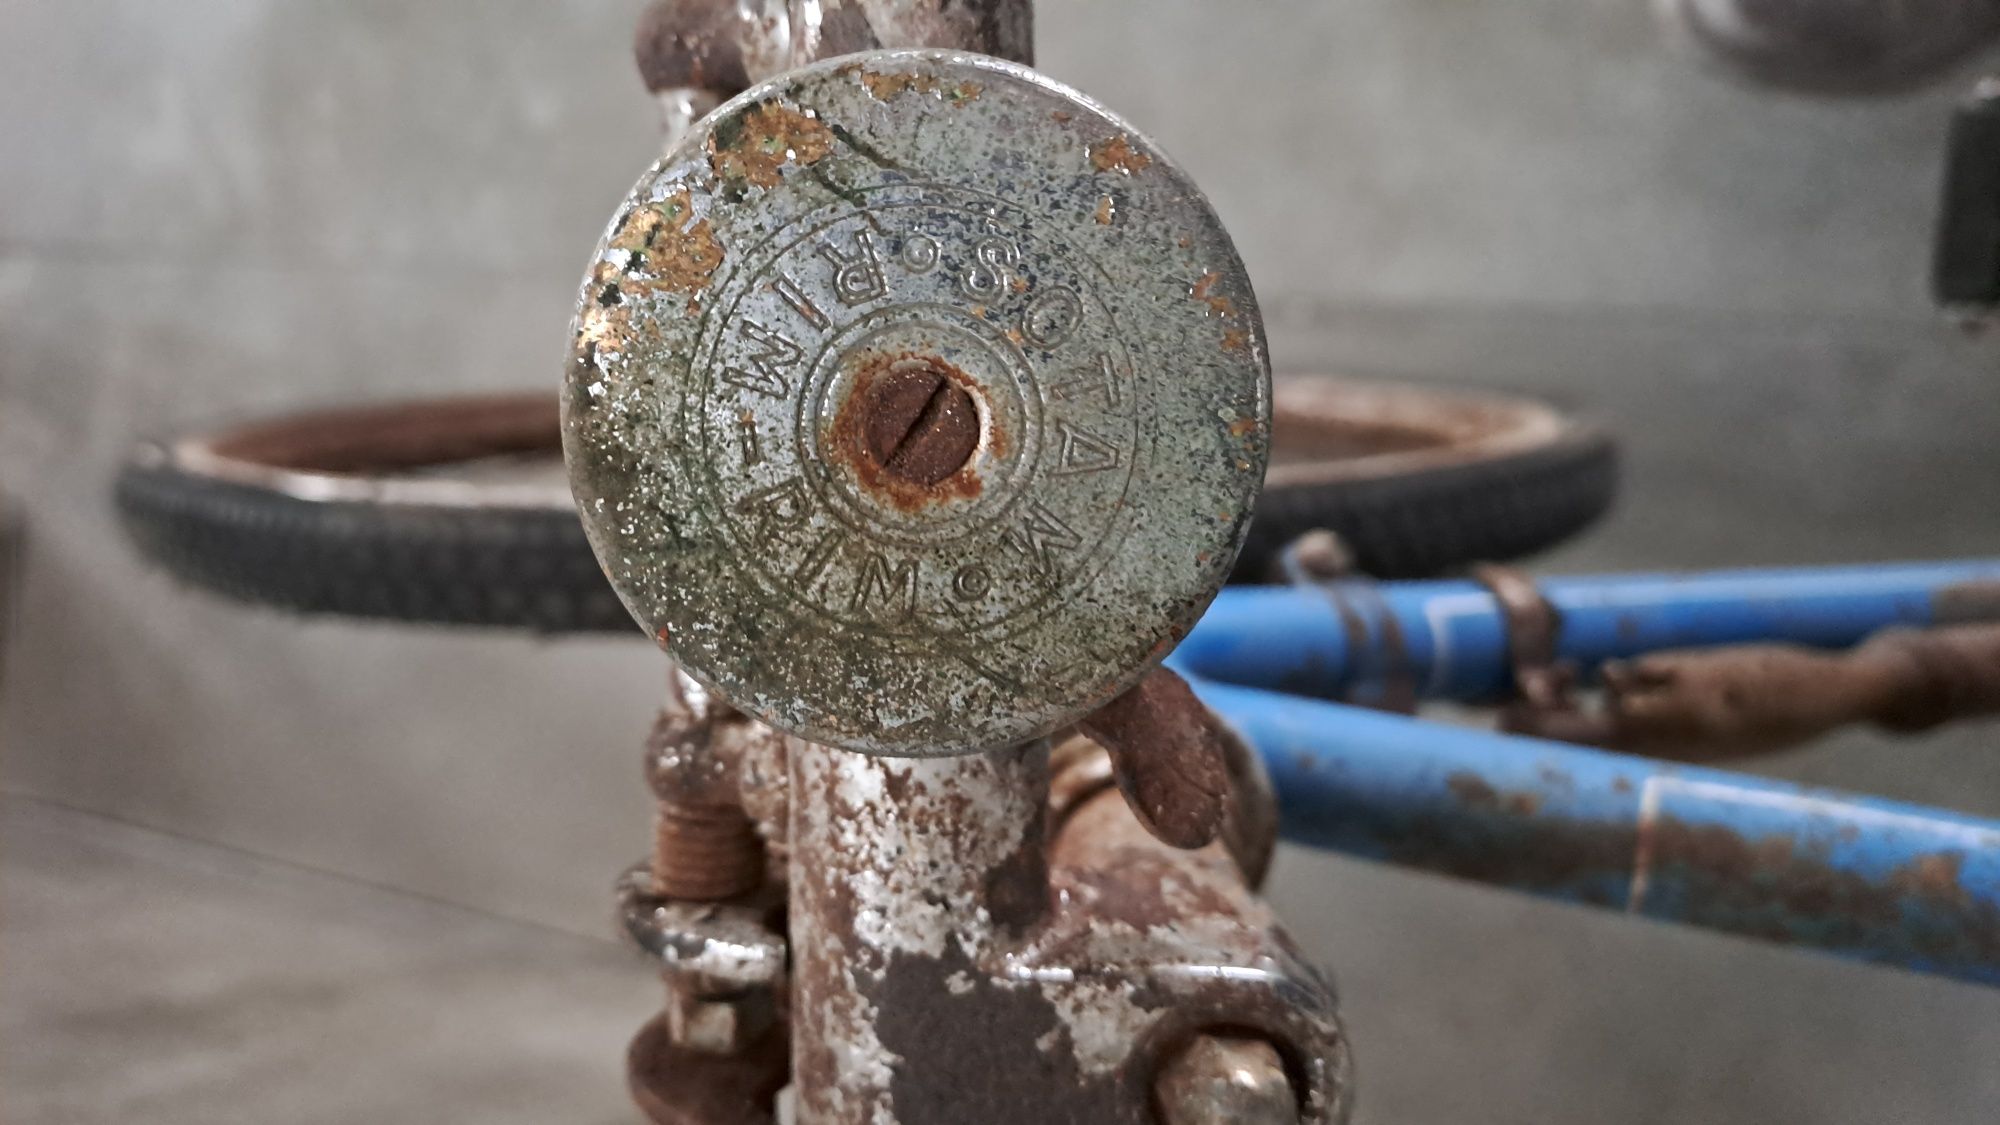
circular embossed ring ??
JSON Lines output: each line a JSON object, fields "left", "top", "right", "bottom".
{"left": 564, "top": 50, "right": 1269, "bottom": 756}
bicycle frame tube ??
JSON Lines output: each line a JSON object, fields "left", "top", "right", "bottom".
{"left": 1175, "top": 559, "right": 2000, "bottom": 702}
{"left": 1195, "top": 679, "right": 2000, "bottom": 986}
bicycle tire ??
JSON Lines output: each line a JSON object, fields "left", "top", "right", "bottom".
{"left": 113, "top": 396, "right": 631, "bottom": 633}
{"left": 1233, "top": 378, "right": 1618, "bottom": 581}
{"left": 114, "top": 380, "right": 1615, "bottom": 632}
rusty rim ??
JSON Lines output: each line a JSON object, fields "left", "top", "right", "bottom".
{"left": 159, "top": 393, "right": 569, "bottom": 509}
{"left": 1265, "top": 376, "right": 1577, "bottom": 487}
{"left": 154, "top": 376, "right": 1571, "bottom": 514}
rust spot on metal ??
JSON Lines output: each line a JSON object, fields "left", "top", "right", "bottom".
{"left": 628, "top": 1013, "right": 787, "bottom": 1125}
{"left": 1079, "top": 667, "right": 1230, "bottom": 850}
{"left": 828, "top": 351, "right": 993, "bottom": 509}
{"left": 202, "top": 394, "right": 558, "bottom": 473}
{"left": 1058, "top": 837, "right": 1242, "bottom": 930}
{"left": 632, "top": 0, "right": 753, "bottom": 94}
{"left": 1445, "top": 771, "right": 1539, "bottom": 817}
{"left": 852, "top": 358, "right": 980, "bottom": 484}
{"left": 1397, "top": 773, "right": 2000, "bottom": 968}
{"left": 1596, "top": 623, "right": 2000, "bottom": 759}
{"left": 1093, "top": 195, "right": 1116, "bottom": 225}
{"left": 1190, "top": 271, "right": 1236, "bottom": 318}
{"left": 861, "top": 70, "right": 926, "bottom": 99}
{"left": 643, "top": 689, "right": 770, "bottom": 902}
{"left": 1898, "top": 852, "right": 1969, "bottom": 904}
{"left": 1445, "top": 773, "right": 1498, "bottom": 808}
{"left": 859, "top": 68, "right": 982, "bottom": 103}
{"left": 1051, "top": 109, "right": 1073, "bottom": 123}
{"left": 708, "top": 101, "right": 835, "bottom": 189}
{"left": 1934, "top": 578, "right": 2000, "bottom": 624}
{"left": 813, "top": 5, "right": 883, "bottom": 57}
{"left": 1220, "top": 328, "right": 1249, "bottom": 352}
{"left": 1088, "top": 134, "right": 1153, "bottom": 175}
{"left": 609, "top": 190, "right": 725, "bottom": 295}
{"left": 651, "top": 803, "right": 765, "bottom": 900}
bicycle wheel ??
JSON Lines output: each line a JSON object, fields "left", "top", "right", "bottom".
{"left": 114, "top": 395, "right": 630, "bottom": 633}
{"left": 1234, "top": 377, "right": 1617, "bottom": 581}
{"left": 114, "top": 379, "right": 1616, "bottom": 631}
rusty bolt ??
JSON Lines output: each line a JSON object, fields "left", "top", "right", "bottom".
{"left": 853, "top": 357, "right": 981, "bottom": 486}
{"left": 1154, "top": 1035, "right": 1301, "bottom": 1125}
{"left": 651, "top": 803, "right": 765, "bottom": 900}
{"left": 645, "top": 672, "right": 767, "bottom": 902}
{"left": 665, "top": 976, "right": 778, "bottom": 1056}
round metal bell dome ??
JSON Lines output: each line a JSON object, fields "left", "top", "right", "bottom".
{"left": 564, "top": 49, "right": 1268, "bottom": 756}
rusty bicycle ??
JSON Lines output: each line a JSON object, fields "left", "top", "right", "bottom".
{"left": 109, "top": 4, "right": 2000, "bottom": 1122}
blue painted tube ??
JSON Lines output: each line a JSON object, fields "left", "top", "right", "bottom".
{"left": 1173, "top": 559, "right": 2000, "bottom": 703}
{"left": 1196, "top": 679, "right": 2000, "bottom": 986}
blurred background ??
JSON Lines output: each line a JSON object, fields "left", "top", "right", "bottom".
{"left": 6, "top": 1, "right": 2000, "bottom": 1122}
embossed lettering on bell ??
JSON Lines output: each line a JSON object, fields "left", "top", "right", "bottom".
{"left": 565, "top": 50, "right": 1270, "bottom": 755}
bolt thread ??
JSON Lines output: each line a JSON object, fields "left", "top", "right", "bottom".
{"left": 652, "top": 801, "right": 765, "bottom": 901}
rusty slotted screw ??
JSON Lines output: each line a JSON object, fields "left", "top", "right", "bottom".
{"left": 854, "top": 357, "right": 981, "bottom": 487}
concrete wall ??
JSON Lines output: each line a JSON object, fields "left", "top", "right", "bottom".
{"left": 7, "top": 2, "right": 2000, "bottom": 1122}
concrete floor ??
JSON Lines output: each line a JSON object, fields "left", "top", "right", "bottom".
{"left": 14, "top": 789, "right": 2000, "bottom": 1124}
{"left": 2, "top": 797, "right": 653, "bottom": 1125}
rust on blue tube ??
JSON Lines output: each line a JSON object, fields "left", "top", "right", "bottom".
{"left": 1195, "top": 679, "right": 2000, "bottom": 986}
{"left": 1176, "top": 559, "right": 2000, "bottom": 703}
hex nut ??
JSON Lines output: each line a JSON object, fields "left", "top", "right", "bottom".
{"left": 665, "top": 980, "right": 778, "bottom": 1056}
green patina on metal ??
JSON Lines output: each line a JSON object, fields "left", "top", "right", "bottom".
{"left": 564, "top": 50, "right": 1270, "bottom": 756}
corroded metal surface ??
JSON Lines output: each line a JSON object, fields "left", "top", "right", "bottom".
{"left": 1934, "top": 577, "right": 2000, "bottom": 623}
{"left": 645, "top": 670, "right": 786, "bottom": 899}
{"left": 1222, "top": 678, "right": 2000, "bottom": 985}
{"left": 634, "top": 0, "right": 1029, "bottom": 98}
{"left": 1154, "top": 1035, "right": 1300, "bottom": 1125}
{"left": 617, "top": 863, "right": 787, "bottom": 987}
{"left": 565, "top": 50, "right": 1270, "bottom": 756}
{"left": 633, "top": 0, "right": 785, "bottom": 96}
{"left": 788, "top": 743, "right": 1052, "bottom": 1123}
{"left": 628, "top": 667, "right": 793, "bottom": 1121}
{"left": 1596, "top": 622, "right": 2000, "bottom": 759}
{"left": 787, "top": 741, "right": 1349, "bottom": 1125}
{"left": 1038, "top": 787, "right": 1351, "bottom": 1124}
{"left": 790, "top": 0, "right": 1032, "bottom": 66}
{"left": 1077, "top": 667, "right": 1231, "bottom": 850}
{"left": 629, "top": 1013, "right": 788, "bottom": 1125}
{"left": 1050, "top": 715, "right": 1278, "bottom": 890}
